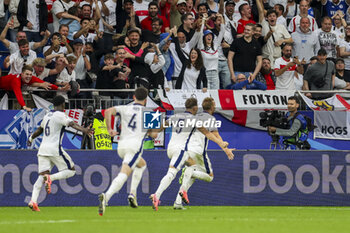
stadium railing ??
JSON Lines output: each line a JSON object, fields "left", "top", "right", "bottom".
{"left": 4, "top": 89, "right": 350, "bottom": 110}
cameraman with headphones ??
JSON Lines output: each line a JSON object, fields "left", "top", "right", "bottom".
{"left": 268, "top": 96, "right": 310, "bottom": 150}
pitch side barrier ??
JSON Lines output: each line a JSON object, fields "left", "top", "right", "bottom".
{"left": 1, "top": 150, "right": 350, "bottom": 206}
{"left": 7, "top": 89, "right": 350, "bottom": 111}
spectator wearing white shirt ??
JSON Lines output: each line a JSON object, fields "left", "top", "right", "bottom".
{"left": 32, "top": 58, "right": 64, "bottom": 80}
{"left": 73, "top": 18, "right": 97, "bottom": 44}
{"left": 56, "top": 56, "right": 78, "bottom": 101}
{"left": 331, "top": 11, "right": 346, "bottom": 42}
{"left": 315, "top": 16, "right": 338, "bottom": 60}
{"left": 274, "top": 4, "right": 287, "bottom": 29}
{"left": 232, "top": 0, "right": 246, "bottom": 21}
{"left": 288, "top": 0, "right": 318, "bottom": 33}
{"left": 43, "top": 32, "right": 72, "bottom": 57}
{"left": 257, "top": 0, "right": 293, "bottom": 64}
{"left": 144, "top": 43, "right": 166, "bottom": 89}
{"left": 0, "top": 20, "right": 51, "bottom": 54}
{"left": 99, "top": 0, "right": 117, "bottom": 52}
{"left": 134, "top": 0, "right": 149, "bottom": 23}
{"left": 222, "top": 0, "right": 238, "bottom": 46}
{"left": 7, "top": 0, "right": 21, "bottom": 42}
{"left": 283, "top": 0, "right": 298, "bottom": 25}
{"left": 168, "top": 27, "right": 200, "bottom": 88}
{"left": 17, "top": 0, "right": 48, "bottom": 43}
{"left": 198, "top": 14, "right": 225, "bottom": 89}
{"left": 4, "top": 39, "right": 37, "bottom": 75}
{"left": 269, "top": 0, "right": 287, "bottom": 8}
{"left": 339, "top": 24, "right": 350, "bottom": 72}
{"left": 274, "top": 43, "right": 303, "bottom": 90}
{"left": 67, "top": 38, "right": 91, "bottom": 100}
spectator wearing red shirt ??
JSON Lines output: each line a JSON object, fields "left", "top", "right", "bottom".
{"left": 256, "top": 58, "right": 277, "bottom": 90}
{"left": 141, "top": 2, "right": 170, "bottom": 33}
{"left": 159, "top": 0, "right": 171, "bottom": 19}
{"left": 0, "top": 65, "right": 63, "bottom": 111}
{"left": 236, "top": 3, "right": 255, "bottom": 35}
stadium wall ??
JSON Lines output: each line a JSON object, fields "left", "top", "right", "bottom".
{"left": 1, "top": 150, "right": 350, "bottom": 206}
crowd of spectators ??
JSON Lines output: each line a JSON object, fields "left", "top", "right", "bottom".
{"left": 1, "top": 0, "right": 350, "bottom": 110}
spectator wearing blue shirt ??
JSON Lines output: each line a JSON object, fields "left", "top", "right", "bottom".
{"left": 59, "top": 6, "right": 81, "bottom": 41}
{"left": 321, "top": 0, "right": 349, "bottom": 20}
{"left": 227, "top": 73, "right": 267, "bottom": 90}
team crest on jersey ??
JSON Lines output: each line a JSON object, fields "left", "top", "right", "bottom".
{"left": 143, "top": 111, "right": 162, "bottom": 129}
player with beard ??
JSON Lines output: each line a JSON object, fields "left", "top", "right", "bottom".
{"left": 274, "top": 43, "right": 303, "bottom": 90}
{"left": 256, "top": 58, "right": 277, "bottom": 90}
{"left": 257, "top": 0, "right": 292, "bottom": 65}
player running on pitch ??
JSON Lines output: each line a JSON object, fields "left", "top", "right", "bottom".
{"left": 173, "top": 97, "right": 234, "bottom": 209}
{"left": 98, "top": 87, "right": 154, "bottom": 216}
{"left": 27, "top": 95, "right": 94, "bottom": 211}
{"left": 150, "top": 97, "right": 234, "bottom": 211}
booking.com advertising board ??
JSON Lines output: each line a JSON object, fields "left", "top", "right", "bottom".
{"left": 0, "top": 110, "right": 349, "bottom": 150}
{"left": 1, "top": 150, "right": 350, "bottom": 206}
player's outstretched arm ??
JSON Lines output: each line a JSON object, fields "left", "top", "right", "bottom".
{"left": 198, "top": 127, "right": 228, "bottom": 149}
{"left": 104, "top": 107, "right": 118, "bottom": 137}
{"left": 68, "top": 121, "right": 94, "bottom": 137}
{"left": 212, "top": 131, "right": 235, "bottom": 160}
{"left": 28, "top": 127, "right": 44, "bottom": 146}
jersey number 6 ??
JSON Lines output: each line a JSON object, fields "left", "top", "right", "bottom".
{"left": 44, "top": 120, "right": 51, "bottom": 136}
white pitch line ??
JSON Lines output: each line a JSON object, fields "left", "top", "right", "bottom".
{"left": 0, "top": 220, "right": 76, "bottom": 225}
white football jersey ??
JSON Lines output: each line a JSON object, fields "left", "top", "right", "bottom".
{"left": 38, "top": 111, "right": 73, "bottom": 156}
{"left": 188, "top": 112, "right": 218, "bottom": 155}
{"left": 115, "top": 104, "right": 147, "bottom": 151}
{"left": 168, "top": 112, "right": 198, "bottom": 151}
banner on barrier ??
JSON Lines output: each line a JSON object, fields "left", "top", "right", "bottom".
{"left": 299, "top": 93, "right": 350, "bottom": 111}
{"left": 314, "top": 111, "right": 350, "bottom": 140}
{"left": 161, "top": 90, "right": 295, "bottom": 110}
{"left": 1, "top": 150, "right": 350, "bottom": 206}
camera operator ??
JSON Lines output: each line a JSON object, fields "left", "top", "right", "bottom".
{"left": 268, "top": 96, "right": 310, "bottom": 150}
{"left": 81, "top": 105, "right": 95, "bottom": 149}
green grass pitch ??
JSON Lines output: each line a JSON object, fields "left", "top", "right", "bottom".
{"left": 1, "top": 206, "right": 350, "bottom": 233}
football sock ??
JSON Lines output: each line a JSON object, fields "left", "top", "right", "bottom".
{"left": 175, "top": 178, "right": 195, "bottom": 205}
{"left": 50, "top": 169, "right": 76, "bottom": 181}
{"left": 105, "top": 172, "right": 128, "bottom": 202}
{"left": 155, "top": 167, "right": 178, "bottom": 199}
{"left": 130, "top": 165, "right": 146, "bottom": 196}
{"left": 31, "top": 175, "right": 44, "bottom": 203}
{"left": 180, "top": 166, "right": 194, "bottom": 191}
{"left": 192, "top": 171, "right": 213, "bottom": 182}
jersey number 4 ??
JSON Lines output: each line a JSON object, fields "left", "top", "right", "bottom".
{"left": 44, "top": 120, "right": 51, "bottom": 136}
{"left": 128, "top": 114, "right": 137, "bottom": 131}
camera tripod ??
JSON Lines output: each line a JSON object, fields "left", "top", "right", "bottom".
{"left": 269, "top": 134, "right": 282, "bottom": 150}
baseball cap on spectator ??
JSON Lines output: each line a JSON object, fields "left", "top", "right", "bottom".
{"left": 127, "top": 28, "right": 141, "bottom": 36}
{"left": 203, "top": 30, "right": 214, "bottom": 37}
{"left": 159, "top": 33, "right": 172, "bottom": 42}
{"left": 124, "top": 0, "right": 134, "bottom": 4}
{"left": 177, "top": 0, "right": 187, "bottom": 5}
{"left": 225, "top": 0, "right": 235, "bottom": 7}
{"left": 72, "top": 38, "right": 83, "bottom": 45}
